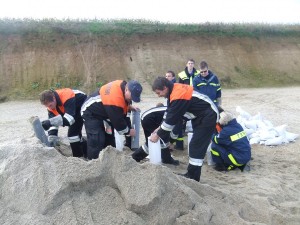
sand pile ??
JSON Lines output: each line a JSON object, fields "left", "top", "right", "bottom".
{"left": 1, "top": 87, "right": 300, "bottom": 225}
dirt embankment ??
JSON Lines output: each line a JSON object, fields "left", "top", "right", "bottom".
{"left": 0, "top": 33, "right": 300, "bottom": 99}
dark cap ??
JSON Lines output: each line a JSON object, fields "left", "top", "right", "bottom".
{"left": 127, "top": 80, "right": 142, "bottom": 103}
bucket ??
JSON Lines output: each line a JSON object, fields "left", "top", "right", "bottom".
{"left": 114, "top": 129, "right": 125, "bottom": 151}
{"left": 148, "top": 137, "right": 161, "bottom": 165}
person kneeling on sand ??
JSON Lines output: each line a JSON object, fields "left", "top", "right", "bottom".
{"left": 210, "top": 110, "right": 251, "bottom": 172}
{"left": 132, "top": 103, "right": 180, "bottom": 165}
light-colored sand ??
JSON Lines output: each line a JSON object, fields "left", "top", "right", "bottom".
{"left": 0, "top": 87, "right": 299, "bottom": 225}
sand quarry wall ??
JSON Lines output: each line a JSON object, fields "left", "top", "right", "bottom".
{"left": 0, "top": 34, "right": 300, "bottom": 98}
{"left": 0, "top": 33, "right": 300, "bottom": 99}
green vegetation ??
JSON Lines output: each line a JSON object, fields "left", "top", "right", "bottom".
{"left": 1, "top": 18, "right": 300, "bottom": 37}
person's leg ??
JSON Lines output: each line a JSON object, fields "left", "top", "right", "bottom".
{"left": 68, "top": 114, "right": 84, "bottom": 157}
{"left": 210, "top": 143, "right": 227, "bottom": 171}
{"left": 161, "top": 147, "right": 179, "bottom": 165}
{"left": 174, "top": 120, "right": 184, "bottom": 150}
{"left": 185, "top": 124, "right": 216, "bottom": 181}
{"left": 83, "top": 116, "right": 106, "bottom": 160}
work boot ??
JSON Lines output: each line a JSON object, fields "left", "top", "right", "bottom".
{"left": 178, "top": 164, "right": 202, "bottom": 182}
{"left": 132, "top": 146, "right": 148, "bottom": 162}
{"left": 70, "top": 141, "right": 84, "bottom": 158}
{"left": 161, "top": 147, "right": 179, "bottom": 166}
{"left": 238, "top": 163, "right": 251, "bottom": 172}
{"left": 213, "top": 163, "right": 227, "bottom": 172}
{"left": 175, "top": 140, "right": 184, "bottom": 151}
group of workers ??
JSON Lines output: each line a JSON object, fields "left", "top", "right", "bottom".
{"left": 39, "top": 59, "right": 251, "bottom": 182}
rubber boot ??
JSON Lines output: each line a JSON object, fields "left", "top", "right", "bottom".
{"left": 175, "top": 139, "right": 184, "bottom": 151}
{"left": 179, "top": 164, "right": 202, "bottom": 182}
{"left": 125, "top": 136, "right": 132, "bottom": 150}
{"left": 70, "top": 141, "right": 84, "bottom": 158}
{"left": 132, "top": 146, "right": 148, "bottom": 162}
{"left": 161, "top": 147, "right": 179, "bottom": 166}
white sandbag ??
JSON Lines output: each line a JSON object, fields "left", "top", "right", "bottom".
{"left": 256, "top": 120, "right": 269, "bottom": 130}
{"left": 259, "top": 129, "right": 276, "bottom": 140}
{"left": 236, "top": 106, "right": 252, "bottom": 120}
{"left": 285, "top": 131, "right": 299, "bottom": 142}
{"left": 148, "top": 137, "right": 161, "bottom": 165}
{"left": 114, "top": 129, "right": 125, "bottom": 151}
{"left": 244, "top": 120, "right": 257, "bottom": 130}
{"left": 259, "top": 140, "right": 266, "bottom": 145}
{"left": 265, "top": 136, "right": 284, "bottom": 146}
{"left": 236, "top": 115, "right": 246, "bottom": 125}
{"left": 244, "top": 128, "right": 255, "bottom": 136}
{"left": 249, "top": 132, "right": 259, "bottom": 139}
{"left": 251, "top": 112, "right": 263, "bottom": 121}
{"left": 263, "top": 120, "right": 274, "bottom": 128}
{"left": 250, "top": 137, "right": 261, "bottom": 144}
{"left": 274, "top": 124, "right": 287, "bottom": 137}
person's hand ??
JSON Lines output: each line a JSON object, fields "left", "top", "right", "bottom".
{"left": 149, "top": 132, "right": 159, "bottom": 143}
{"left": 41, "top": 120, "right": 51, "bottom": 131}
{"left": 129, "top": 128, "right": 136, "bottom": 137}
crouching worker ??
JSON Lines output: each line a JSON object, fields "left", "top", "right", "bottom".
{"left": 132, "top": 103, "right": 179, "bottom": 165}
{"left": 211, "top": 111, "right": 251, "bottom": 172}
{"left": 39, "top": 89, "right": 87, "bottom": 158}
{"left": 150, "top": 77, "right": 219, "bottom": 182}
{"left": 81, "top": 80, "right": 142, "bottom": 160}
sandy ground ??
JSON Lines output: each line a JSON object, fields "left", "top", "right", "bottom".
{"left": 0, "top": 87, "right": 299, "bottom": 225}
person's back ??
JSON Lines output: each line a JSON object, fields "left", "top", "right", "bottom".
{"left": 81, "top": 80, "right": 142, "bottom": 160}
{"left": 211, "top": 111, "right": 251, "bottom": 171}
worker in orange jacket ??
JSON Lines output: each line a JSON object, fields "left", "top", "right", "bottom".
{"left": 81, "top": 80, "right": 142, "bottom": 160}
{"left": 39, "top": 88, "right": 87, "bottom": 158}
{"left": 150, "top": 77, "right": 219, "bottom": 182}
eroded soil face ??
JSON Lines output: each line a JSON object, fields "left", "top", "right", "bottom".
{"left": 0, "top": 34, "right": 300, "bottom": 99}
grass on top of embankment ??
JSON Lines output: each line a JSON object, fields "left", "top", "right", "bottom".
{"left": 1, "top": 18, "right": 300, "bottom": 37}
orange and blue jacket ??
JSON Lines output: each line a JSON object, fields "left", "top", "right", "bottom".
{"left": 157, "top": 83, "right": 219, "bottom": 141}
{"left": 81, "top": 80, "right": 130, "bottom": 135}
{"left": 48, "top": 88, "right": 86, "bottom": 126}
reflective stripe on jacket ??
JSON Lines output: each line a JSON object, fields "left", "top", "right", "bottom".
{"left": 48, "top": 88, "right": 75, "bottom": 115}
{"left": 157, "top": 83, "right": 218, "bottom": 141}
{"left": 81, "top": 80, "right": 130, "bottom": 135}
{"left": 178, "top": 68, "right": 200, "bottom": 85}
{"left": 212, "top": 119, "right": 251, "bottom": 164}
{"left": 193, "top": 70, "right": 221, "bottom": 104}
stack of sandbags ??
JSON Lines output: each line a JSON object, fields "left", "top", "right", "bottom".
{"left": 236, "top": 106, "right": 299, "bottom": 146}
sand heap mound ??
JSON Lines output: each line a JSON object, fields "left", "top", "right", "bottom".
{"left": 0, "top": 138, "right": 297, "bottom": 225}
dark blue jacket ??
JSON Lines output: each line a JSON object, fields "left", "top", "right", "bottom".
{"left": 212, "top": 119, "right": 251, "bottom": 164}
{"left": 193, "top": 71, "right": 221, "bottom": 105}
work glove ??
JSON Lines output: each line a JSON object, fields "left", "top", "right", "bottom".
{"left": 48, "top": 135, "right": 59, "bottom": 147}
{"left": 41, "top": 120, "right": 51, "bottom": 131}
